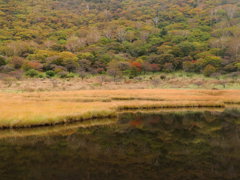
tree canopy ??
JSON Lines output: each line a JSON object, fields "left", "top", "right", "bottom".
{"left": 0, "top": 0, "right": 240, "bottom": 77}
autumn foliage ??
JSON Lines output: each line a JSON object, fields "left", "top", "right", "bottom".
{"left": 0, "top": 0, "right": 239, "bottom": 78}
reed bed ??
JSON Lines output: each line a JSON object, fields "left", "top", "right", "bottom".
{"left": 0, "top": 118, "right": 116, "bottom": 139}
{"left": 117, "top": 101, "right": 225, "bottom": 110}
{"left": 0, "top": 89, "right": 239, "bottom": 128}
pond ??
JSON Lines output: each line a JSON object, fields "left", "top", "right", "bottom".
{"left": 0, "top": 109, "right": 240, "bottom": 180}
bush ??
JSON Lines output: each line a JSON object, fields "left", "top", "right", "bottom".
{"left": 38, "top": 74, "right": 46, "bottom": 78}
{"left": 66, "top": 73, "right": 75, "bottom": 78}
{"left": 23, "top": 61, "right": 43, "bottom": 71}
{"left": 0, "top": 56, "right": 6, "bottom": 66}
{"left": 10, "top": 56, "right": 25, "bottom": 69}
{"left": 46, "top": 70, "right": 55, "bottom": 78}
{"left": 58, "top": 71, "right": 75, "bottom": 78}
{"left": 0, "top": 64, "right": 15, "bottom": 73}
{"left": 203, "top": 65, "right": 217, "bottom": 77}
{"left": 9, "top": 70, "right": 23, "bottom": 80}
{"left": 58, "top": 71, "right": 68, "bottom": 78}
{"left": 25, "top": 69, "right": 40, "bottom": 77}
{"left": 0, "top": 56, "right": 7, "bottom": 66}
{"left": 160, "top": 75, "right": 166, "bottom": 80}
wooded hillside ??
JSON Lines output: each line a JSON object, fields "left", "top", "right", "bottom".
{"left": 0, "top": 0, "right": 240, "bottom": 78}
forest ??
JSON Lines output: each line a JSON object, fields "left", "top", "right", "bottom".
{"left": 0, "top": 0, "right": 240, "bottom": 79}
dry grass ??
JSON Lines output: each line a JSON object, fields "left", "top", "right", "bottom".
{"left": 0, "top": 108, "right": 226, "bottom": 139}
{"left": 0, "top": 73, "right": 239, "bottom": 92}
{"left": 0, "top": 118, "right": 116, "bottom": 139}
{"left": 0, "top": 89, "right": 239, "bottom": 128}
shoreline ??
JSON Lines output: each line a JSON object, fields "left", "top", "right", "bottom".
{"left": 0, "top": 88, "right": 239, "bottom": 129}
{"left": 0, "top": 104, "right": 228, "bottom": 130}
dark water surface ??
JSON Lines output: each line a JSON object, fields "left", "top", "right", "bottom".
{"left": 0, "top": 109, "right": 240, "bottom": 180}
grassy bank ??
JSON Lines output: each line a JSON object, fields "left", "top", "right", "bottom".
{"left": 0, "top": 89, "right": 239, "bottom": 128}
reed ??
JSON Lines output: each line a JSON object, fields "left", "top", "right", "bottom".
{"left": 117, "top": 101, "right": 225, "bottom": 110}
{"left": 0, "top": 89, "right": 239, "bottom": 129}
{"left": 0, "top": 118, "right": 116, "bottom": 139}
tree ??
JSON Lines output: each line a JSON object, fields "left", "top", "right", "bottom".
{"left": 107, "top": 60, "right": 123, "bottom": 81}
{"left": 2, "top": 41, "right": 36, "bottom": 57}
{"left": 66, "top": 36, "right": 85, "bottom": 52}
{"left": 23, "top": 61, "right": 43, "bottom": 71}
{"left": 77, "top": 69, "right": 88, "bottom": 80}
{"left": 202, "top": 55, "right": 222, "bottom": 68}
{"left": 0, "top": 0, "right": 240, "bottom": 77}
{"left": 59, "top": 51, "right": 78, "bottom": 72}
{"left": 172, "top": 41, "right": 196, "bottom": 57}
{"left": 116, "top": 28, "right": 126, "bottom": 42}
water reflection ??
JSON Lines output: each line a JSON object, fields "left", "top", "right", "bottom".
{"left": 0, "top": 109, "right": 240, "bottom": 180}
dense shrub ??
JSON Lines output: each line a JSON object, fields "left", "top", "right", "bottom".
{"left": 25, "top": 69, "right": 40, "bottom": 77}
{"left": 203, "top": 65, "right": 217, "bottom": 77}
{"left": 46, "top": 70, "right": 56, "bottom": 78}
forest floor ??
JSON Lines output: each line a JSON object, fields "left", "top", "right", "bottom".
{"left": 0, "top": 89, "right": 239, "bottom": 128}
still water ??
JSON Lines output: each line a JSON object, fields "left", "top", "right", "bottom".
{"left": 0, "top": 109, "right": 240, "bottom": 180}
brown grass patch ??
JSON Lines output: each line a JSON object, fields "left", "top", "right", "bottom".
{"left": 0, "top": 89, "right": 239, "bottom": 128}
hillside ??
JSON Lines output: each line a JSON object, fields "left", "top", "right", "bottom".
{"left": 0, "top": 0, "right": 240, "bottom": 79}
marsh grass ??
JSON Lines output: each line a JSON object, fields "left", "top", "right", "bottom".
{"left": 0, "top": 118, "right": 116, "bottom": 139}
{"left": 119, "top": 107, "right": 225, "bottom": 113}
{"left": 0, "top": 108, "right": 226, "bottom": 139}
{"left": 117, "top": 101, "right": 225, "bottom": 110}
{"left": 0, "top": 89, "right": 239, "bottom": 128}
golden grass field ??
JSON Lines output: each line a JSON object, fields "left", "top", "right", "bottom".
{"left": 0, "top": 89, "right": 240, "bottom": 128}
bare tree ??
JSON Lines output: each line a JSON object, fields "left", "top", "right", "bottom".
{"left": 152, "top": 17, "right": 159, "bottom": 27}
{"left": 107, "top": 60, "right": 124, "bottom": 81}
{"left": 224, "top": 4, "right": 238, "bottom": 19}
{"left": 116, "top": 28, "right": 126, "bottom": 42}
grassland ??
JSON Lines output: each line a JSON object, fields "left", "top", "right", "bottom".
{"left": 0, "top": 89, "right": 239, "bottom": 129}
{"left": 0, "top": 72, "right": 240, "bottom": 92}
